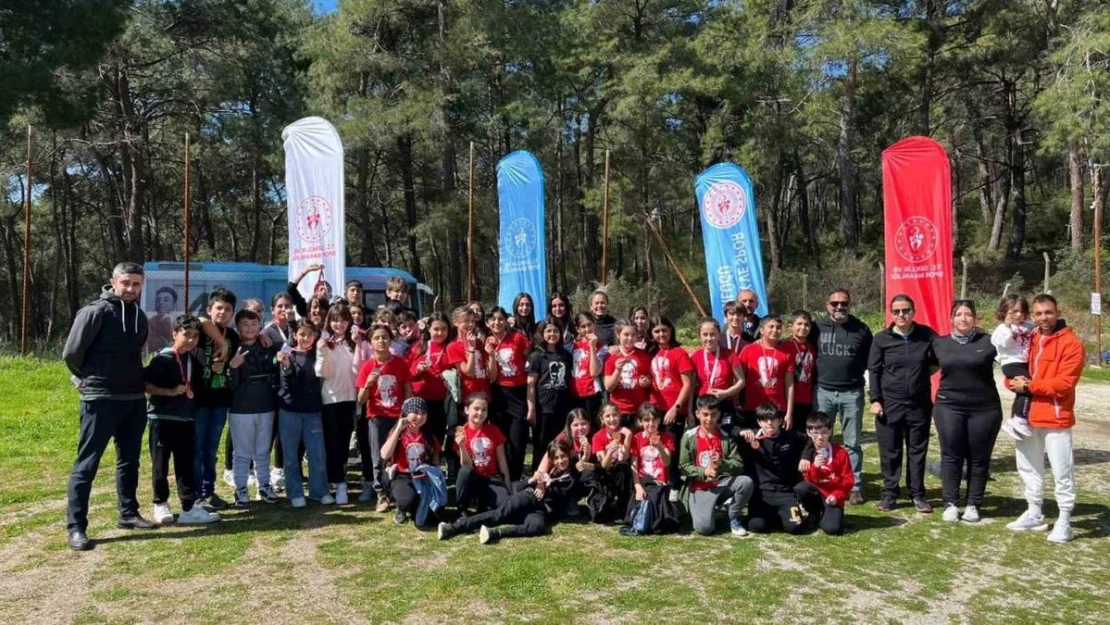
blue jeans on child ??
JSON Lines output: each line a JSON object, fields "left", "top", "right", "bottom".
{"left": 279, "top": 410, "right": 328, "bottom": 501}
{"left": 193, "top": 406, "right": 228, "bottom": 498}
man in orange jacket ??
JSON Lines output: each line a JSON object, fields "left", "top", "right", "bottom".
{"left": 1004, "top": 294, "right": 1084, "bottom": 543}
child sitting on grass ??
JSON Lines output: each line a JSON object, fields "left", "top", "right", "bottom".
{"left": 738, "top": 402, "right": 814, "bottom": 534}
{"left": 144, "top": 315, "right": 220, "bottom": 525}
{"left": 796, "top": 411, "right": 854, "bottom": 535}
{"left": 438, "top": 438, "right": 580, "bottom": 544}
{"left": 680, "top": 395, "right": 753, "bottom": 537}
{"left": 584, "top": 402, "right": 633, "bottom": 523}
{"left": 381, "top": 397, "right": 445, "bottom": 527}
{"left": 621, "top": 406, "right": 681, "bottom": 536}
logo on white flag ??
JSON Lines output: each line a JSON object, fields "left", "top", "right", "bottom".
{"left": 506, "top": 218, "right": 537, "bottom": 259}
{"left": 702, "top": 181, "right": 748, "bottom": 229}
{"left": 296, "top": 196, "right": 333, "bottom": 243}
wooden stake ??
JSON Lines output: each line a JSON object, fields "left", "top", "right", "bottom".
{"left": 1094, "top": 164, "right": 1103, "bottom": 363}
{"left": 601, "top": 150, "right": 610, "bottom": 284}
{"left": 20, "top": 125, "right": 32, "bottom": 356}
{"left": 467, "top": 141, "right": 475, "bottom": 301}
{"left": 1043, "top": 252, "right": 1051, "bottom": 294}
{"left": 184, "top": 133, "right": 191, "bottom": 308}
{"left": 960, "top": 255, "right": 968, "bottom": 299}
{"left": 643, "top": 213, "right": 707, "bottom": 318}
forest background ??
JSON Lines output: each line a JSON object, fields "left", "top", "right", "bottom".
{"left": 2, "top": 0, "right": 1108, "bottom": 355}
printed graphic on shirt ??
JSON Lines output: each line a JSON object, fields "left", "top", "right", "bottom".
{"left": 545, "top": 361, "right": 567, "bottom": 389}
{"left": 474, "top": 354, "right": 488, "bottom": 379}
{"left": 379, "top": 375, "right": 398, "bottom": 407}
{"left": 497, "top": 347, "right": 519, "bottom": 377}
{"left": 698, "top": 449, "right": 719, "bottom": 469}
{"left": 573, "top": 347, "right": 590, "bottom": 379}
{"left": 652, "top": 355, "right": 672, "bottom": 389}
{"left": 620, "top": 359, "right": 638, "bottom": 389}
{"left": 406, "top": 440, "right": 427, "bottom": 470}
{"left": 758, "top": 356, "right": 780, "bottom": 388}
{"left": 471, "top": 434, "right": 492, "bottom": 468}
{"left": 640, "top": 444, "right": 664, "bottom": 481}
{"left": 794, "top": 350, "right": 813, "bottom": 383}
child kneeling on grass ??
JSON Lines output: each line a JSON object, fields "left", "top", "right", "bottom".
{"left": 438, "top": 438, "right": 580, "bottom": 544}
{"left": 796, "top": 411, "right": 854, "bottom": 535}
{"left": 276, "top": 322, "right": 332, "bottom": 507}
{"left": 680, "top": 395, "right": 754, "bottom": 537}
{"left": 583, "top": 402, "right": 634, "bottom": 523}
{"left": 145, "top": 315, "right": 221, "bottom": 525}
{"left": 621, "top": 406, "right": 681, "bottom": 536}
{"left": 381, "top": 397, "right": 445, "bottom": 527}
{"left": 739, "top": 403, "right": 816, "bottom": 535}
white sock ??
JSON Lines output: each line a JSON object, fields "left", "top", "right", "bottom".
{"left": 1029, "top": 503, "right": 1043, "bottom": 518}
{"left": 1058, "top": 509, "right": 1072, "bottom": 524}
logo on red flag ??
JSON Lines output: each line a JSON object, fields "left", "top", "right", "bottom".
{"left": 894, "top": 216, "right": 938, "bottom": 263}
{"left": 702, "top": 181, "right": 747, "bottom": 229}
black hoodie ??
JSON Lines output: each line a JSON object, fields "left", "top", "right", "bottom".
{"left": 62, "top": 286, "right": 148, "bottom": 400}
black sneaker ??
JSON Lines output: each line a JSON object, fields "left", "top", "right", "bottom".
{"left": 394, "top": 510, "right": 408, "bottom": 525}
{"left": 913, "top": 497, "right": 933, "bottom": 514}
{"left": 258, "top": 485, "right": 278, "bottom": 504}
{"left": 117, "top": 515, "right": 157, "bottom": 529}
{"left": 206, "top": 493, "right": 230, "bottom": 511}
{"left": 876, "top": 496, "right": 896, "bottom": 512}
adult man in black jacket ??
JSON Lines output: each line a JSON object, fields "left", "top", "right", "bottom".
{"left": 867, "top": 295, "right": 937, "bottom": 513}
{"left": 812, "top": 288, "right": 872, "bottom": 504}
{"left": 62, "top": 262, "right": 155, "bottom": 551}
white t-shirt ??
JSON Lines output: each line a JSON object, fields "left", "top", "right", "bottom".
{"left": 990, "top": 322, "right": 1033, "bottom": 367}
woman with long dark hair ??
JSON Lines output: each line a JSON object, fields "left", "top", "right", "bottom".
{"left": 509, "top": 292, "right": 537, "bottom": 340}
{"left": 547, "top": 292, "right": 576, "bottom": 348}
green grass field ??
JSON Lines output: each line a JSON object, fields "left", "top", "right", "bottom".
{"left": 1, "top": 357, "right": 1107, "bottom": 625}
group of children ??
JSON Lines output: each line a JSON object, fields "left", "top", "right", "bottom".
{"left": 143, "top": 278, "right": 857, "bottom": 542}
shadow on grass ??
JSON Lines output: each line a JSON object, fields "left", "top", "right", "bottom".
{"left": 839, "top": 514, "right": 909, "bottom": 535}
{"left": 91, "top": 505, "right": 377, "bottom": 546}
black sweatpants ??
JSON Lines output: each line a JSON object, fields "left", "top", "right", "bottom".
{"left": 747, "top": 486, "right": 811, "bottom": 534}
{"left": 450, "top": 489, "right": 547, "bottom": 539}
{"left": 322, "top": 401, "right": 356, "bottom": 485}
{"left": 934, "top": 402, "right": 1002, "bottom": 507}
{"left": 1001, "top": 363, "right": 1032, "bottom": 421}
{"left": 531, "top": 408, "right": 565, "bottom": 472}
{"left": 456, "top": 466, "right": 509, "bottom": 513}
{"left": 794, "top": 481, "right": 845, "bottom": 535}
{"left": 356, "top": 405, "right": 373, "bottom": 483}
{"left": 391, "top": 473, "right": 418, "bottom": 515}
{"left": 149, "top": 418, "right": 197, "bottom": 511}
{"left": 875, "top": 402, "right": 932, "bottom": 500}
{"left": 492, "top": 384, "right": 529, "bottom": 482}
{"left": 66, "top": 399, "right": 148, "bottom": 533}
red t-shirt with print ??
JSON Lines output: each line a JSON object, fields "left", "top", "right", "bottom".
{"left": 603, "top": 347, "right": 652, "bottom": 413}
{"left": 491, "top": 331, "right": 531, "bottom": 388}
{"left": 570, "top": 338, "right": 601, "bottom": 398}
{"left": 690, "top": 429, "right": 724, "bottom": 492}
{"left": 738, "top": 343, "right": 795, "bottom": 411}
{"left": 393, "top": 428, "right": 441, "bottom": 474}
{"left": 630, "top": 431, "right": 674, "bottom": 483}
{"left": 356, "top": 356, "right": 411, "bottom": 418}
{"left": 444, "top": 339, "right": 492, "bottom": 401}
{"left": 650, "top": 346, "right": 695, "bottom": 411}
{"left": 408, "top": 340, "right": 448, "bottom": 402}
{"left": 691, "top": 346, "right": 741, "bottom": 397}
{"left": 456, "top": 422, "right": 505, "bottom": 478}
{"left": 781, "top": 338, "right": 815, "bottom": 406}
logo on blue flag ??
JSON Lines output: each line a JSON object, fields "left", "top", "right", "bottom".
{"left": 497, "top": 151, "right": 547, "bottom": 315}
{"left": 694, "top": 163, "right": 769, "bottom": 324}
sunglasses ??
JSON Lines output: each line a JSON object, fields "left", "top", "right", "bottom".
{"left": 891, "top": 308, "right": 914, "bottom": 316}
{"left": 828, "top": 301, "right": 850, "bottom": 308}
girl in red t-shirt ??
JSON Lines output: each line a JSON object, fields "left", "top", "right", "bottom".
{"left": 691, "top": 318, "right": 746, "bottom": 428}
{"left": 454, "top": 394, "right": 512, "bottom": 513}
{"left": 486, "top": 306, "right": 532, "bottom": 481}
{"left": 584, "top": 403, "right": 634, "bottom": 523}
{"left": 356, "top": 324, "right": 413, "bottom": 512}
{"left": 444, "top": 306, "right": 497, "bottom": 403}
{"left": 648, "top": 315, "right": 695, "bottom": 487}
{"left": 783, "top": 311, "right": 816, "bottom": 433}
{"left": 380, "top": 398, "right": 442, "bottom": 526}
{"left": 737, "top": 316, "right": 795, "bottom": 430}
{"left": 570, "top": 313, "right": 603, "bottom": 419}
{"left": 541, "top": 408, "right": 594, "bottom": 475}
{"left": 603, "top": 320, "right": 653, "bottom": 427}
{"left": 409, "top": 312, "right": 452, "bottom": 441}
{"left": 625, "top": 406, "right": 681, "bottom": 535}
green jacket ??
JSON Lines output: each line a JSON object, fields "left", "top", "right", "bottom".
{"left": 678, "top": 426, "right": 744, "bottom": 503}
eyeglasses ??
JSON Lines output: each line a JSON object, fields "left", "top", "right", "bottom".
{"left": 891, "top": 308, "right": 913, "bottom": 316}
{"left": 828, "top": 301, "right": 850, "bottom": 309}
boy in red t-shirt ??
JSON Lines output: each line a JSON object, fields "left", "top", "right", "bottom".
{"left": 380, "top": 397, "right": 443, "bottom": 527}
{"left": 796, "top": 411, "right": 854, "bottom": 535}
{"left": 454, "top": 394, "right": 512, "bottom": 513}
{"left": 679, "top": 396, "right": 754, "bottom": 537}
{"left": 738, "top": 316, "right": 795, "bottom": 429}
{"left": 782, "top": 311, "right": 816, "bottom": 433}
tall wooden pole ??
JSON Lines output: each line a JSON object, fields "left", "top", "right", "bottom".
{"left": 183, "top": 133, "right": 191, "bottom": 309}
{"left": 20, "top": 125, "right": 32, "bottom": 356}
{"left": 467, "top": 141, "right": 475, "bottom": 302}
{"left": 1095, "top": 165, "right": 1103, "bottom": 364}
{"left": 601, "top": 149, "right": 610, "bottom": 284}
{"left": 643, "top": 213, "right": 708, "bottom": 318}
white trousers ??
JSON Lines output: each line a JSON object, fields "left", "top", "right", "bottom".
{"left": 1014, "top": 427, "right": 1075, "bottom": 512}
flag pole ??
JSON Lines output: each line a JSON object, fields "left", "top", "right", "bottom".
{"left": 183, "top": 133, "right": 191, "bottom": 309}
{"left": 20, "top": 125, "right": 33, "bottom": 356}
{"left": 601, "top": 149, "right": 610, "bottom": 284}
{"left": 643, "top": 213, "right": 708, "bottom": 318}
{"left": 468, "top": 141, "right": 475, "bottom": 302}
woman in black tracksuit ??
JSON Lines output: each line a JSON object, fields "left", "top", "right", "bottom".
{"left": 931, "top": 299, "right": 1002, "bottom": 524}
{"left": 867, "top": 294, "right": 937, "bottom": 514}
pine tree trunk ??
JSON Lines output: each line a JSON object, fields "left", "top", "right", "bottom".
{"left": 837, "top": 58, "right": 859, "bottom": 255}
{"left": 1006, "top": 127, "right": 1027, "bottom": 261}
{"left": 1069, "top": 142, "right": 1085, "bottom": 252}
{"left": 397, "top": 135, "right": 423, "bottom": 280}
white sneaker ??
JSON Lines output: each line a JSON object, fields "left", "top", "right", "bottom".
{"left": 290, "top": 497, "right": 306, "bottom": 508}
{"left": 1047, "top": 520, "right": 1073, "bottom": 543}
{"left": 942, "top": 504, "right": 960, "bottom": 522}
{"left": 668, "top": 489, "right": 680, "bottom": 503}
{"left": 1000, "top": 419, "right": 1023, "bottom": 441}
{"left": 962, "top": 505, "right": 981, "bottom": 523}
{"left": 271, "top": 468, "right": 285, "bottom": 492}
{"left": 1006, "top": 510, "right": 1049, "bottom": 532}
{"left": 222, "top": 469, "right": 236, "bottom": 488}
{"left": 320, "top": 494, "right": 336, "bottom": 505}
{"left": 178, "top": 505, "right": 220, "bottom": 524}
{"left": 248, "top": 470, "right": 258, "bottom": 487}
{"left": 335, "top": 483, "right": 349, "bottom": 505}
{"left": 730, "top": 519, "right": 750, "bottom": 538}
{"left": 152, "top": 503, "right": 174, "bottom": 524}
{"left": 1012, "top": 418, "right": 1033, "bottom": 438}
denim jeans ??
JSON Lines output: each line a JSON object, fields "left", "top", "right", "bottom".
{"left": 193, "top": 406, "right": 228, "bottom": 498}
{"left": 279, "top": 410, "right": 328, "bottom": 501}
{"left": 816, "top": 387, "right": 864, "bottom": 489}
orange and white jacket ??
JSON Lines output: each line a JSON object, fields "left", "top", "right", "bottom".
{"left": 1008, "top": 323, "right": 1084, "bottom": 429}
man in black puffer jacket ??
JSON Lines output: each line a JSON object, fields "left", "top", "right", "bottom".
{"left": 62, "top": 262, "right": 154, "bottom": 551}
